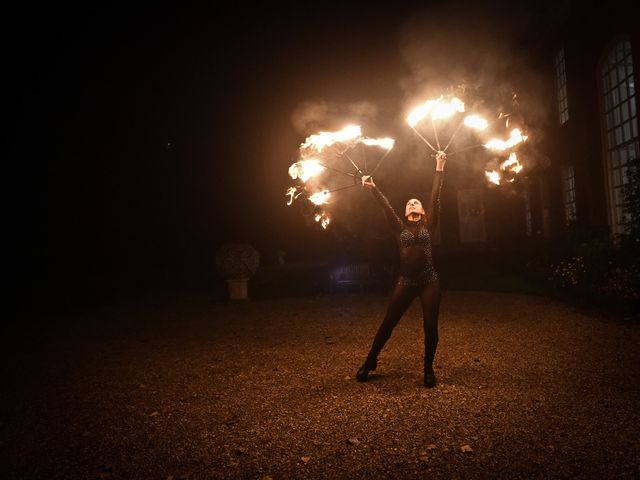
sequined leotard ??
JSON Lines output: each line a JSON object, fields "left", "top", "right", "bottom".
{"left": 371, "top": 171, "right": 444, "bottom": 286}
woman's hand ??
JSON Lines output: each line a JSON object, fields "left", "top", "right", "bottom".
{"left": 435, "top": 151, "right": 447, "bottom": 172}
{"left": 362, "top": 175, "right": 376, "bottom": 189}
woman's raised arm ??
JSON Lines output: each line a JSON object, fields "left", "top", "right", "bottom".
{"left": 362, "top": 176, "right": 404, "bottom": 233}
{"left": 425, "top": 152, "right": 446, "bottom": 233}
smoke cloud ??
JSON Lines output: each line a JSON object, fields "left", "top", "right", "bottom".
{"left": 397, "top": 1, "right": 552, "bottom": 177}
{"left": 287, "top": 1, "right": 554, "bottom": 238}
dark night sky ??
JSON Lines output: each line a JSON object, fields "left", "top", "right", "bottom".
{"left": 9, "top": 1, "right": 559, "bottom": 295}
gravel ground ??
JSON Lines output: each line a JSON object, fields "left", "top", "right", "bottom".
{"left": 3, "top": 290, "right": 640, "bottom": 479}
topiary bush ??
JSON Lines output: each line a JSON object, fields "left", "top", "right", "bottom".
{"left": 216, "top": 243, "right": 260, "bottom": 280}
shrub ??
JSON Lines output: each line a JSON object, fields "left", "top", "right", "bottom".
{"left": 549, "top": 255, "right": 586, "bottom": 289}
{"left": 538, "top": 220, "right": 639, "bottom": 312}
{"left": 597, "top": 264, "right": 639, "bottom": 302}
{"left": 215, "top": 243, "right": 260, "bottom": 280}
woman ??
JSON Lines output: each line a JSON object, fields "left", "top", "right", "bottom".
{"left": 357, "top": 151, "right": 446, "bottom": 388}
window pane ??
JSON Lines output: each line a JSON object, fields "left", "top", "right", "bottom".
{"left": 622, "top": 102, "right": 630, "bottom": 121}
{"left": 614, "top": 187, "right": 625, "bottom": 205}
{"left": 611, "top": 87, "right": 620, "bottom": 104}
{"left": 613, "top": 167, "right": 622, "bottom": 185}
{"left": 618, "top": 65, "right": 627, "bottom": 82}
{"left": 619, "top": 147, "right": 628, "bottom": 163}
{"left": 613, "top": 155, "right": 620, "bottom": 170}
{"left": 620, "top": 83, "right": 628, "bottom": 101}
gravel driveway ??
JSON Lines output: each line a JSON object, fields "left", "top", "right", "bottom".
{"left": 4, "top": 291, "right": 639, "bottom": 479}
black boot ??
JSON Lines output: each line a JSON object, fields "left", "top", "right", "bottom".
{"left": 356, "top": 357, "right": 377, "bottom": 382}
{"left": 424, "top": 366, "right": 436, "bottom": 388}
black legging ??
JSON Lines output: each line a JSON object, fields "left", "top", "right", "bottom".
{"left": 365, "top": 280, "right": 441, "bottom": 371}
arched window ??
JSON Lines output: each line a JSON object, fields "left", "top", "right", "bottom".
{"left": 599, "top": 39, "right": 638, "bottom": 234}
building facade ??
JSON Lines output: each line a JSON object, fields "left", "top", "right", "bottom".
{"left": 531, "top": 4, "right": 639, "bottom": 240}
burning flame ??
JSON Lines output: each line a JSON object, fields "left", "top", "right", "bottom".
{"left": 314, "top": 212, "right": 331, "bottom": 229}
{"left": 406, "top": 103, "right": 432, "bottom": 128}
{"left": 431, "top": 97, "right": 465, "bottom": 120}
{"left": 484, "top": 153, "right": 524, "bottom": 186}
{"left": 308, "top": 190, "right": 331, "bottom": 205}
{"left": 285, "top": 186, "right": 305, "bottom": 205}
{"left": 501, "top": 152, "right": 523, "bottom": 173}
{"left": 485, "top": 170, "right": 501, "bottom": 185}
{"left": 286, "top": 187, "right": 297, "bottom": 206}
{"left": 301, "top": 125, "right": 362, "bottom": 153}
{"left": 463, "top": 114, "right": 488, "bottom": 130}
{"left": 288, "top": 159, "right": 325, "bottom": 182}
{"left": 484, "top": 128, "right": 528, "bottom": 151}
{"left": 406, "top": 96, "right": 465, "bottom": 127}
{"left": 361, "top": 137, "right": 395, "bottom": 150}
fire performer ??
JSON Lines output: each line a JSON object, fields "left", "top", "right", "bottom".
{"left": 356, "top": 151, "right": 446, "bottom": 388}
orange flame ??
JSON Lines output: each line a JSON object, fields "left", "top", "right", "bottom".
{"left": 314, "top": 212, "right": 331, "bottom": 229}
{"left": 406, "top": 96, "right": 465, "bottom": 127}
{"left": 463, "top": 114, "right": 488, "bottom": 130}
{"left": 286, "top": 187, "right": 297, "bottom": 206}
{"left": 301, "top": 125, "right": 361, "bottom": 153}
{"left": 501, "top": 152, "right": 523, "bottom": 173}
{"left": 485, "top": 170, "right": 501, "bottom": 185}
{"left": 288, "top": 159, "right": 325, "bottom": 182}
{"left": 485, "top": 153, "right": 523, "bottom": 186}
{"left": 286, "top": 187, "right": 305, "bottom": 205}
{"left": 361, "top": 137, "right": 395, "bottom": 150}
{"left": 308, "top": 190, "right": 331, "bottom": 205}
{"left": 484, "top": 128, "right": 528, "bottom": 151}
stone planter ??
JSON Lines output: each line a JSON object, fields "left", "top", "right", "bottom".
{"left": 226, "top": 278, "right": 249, "bottom": 301}
{"left": 216, "top": 243, "right": 260, "bottom": 302}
